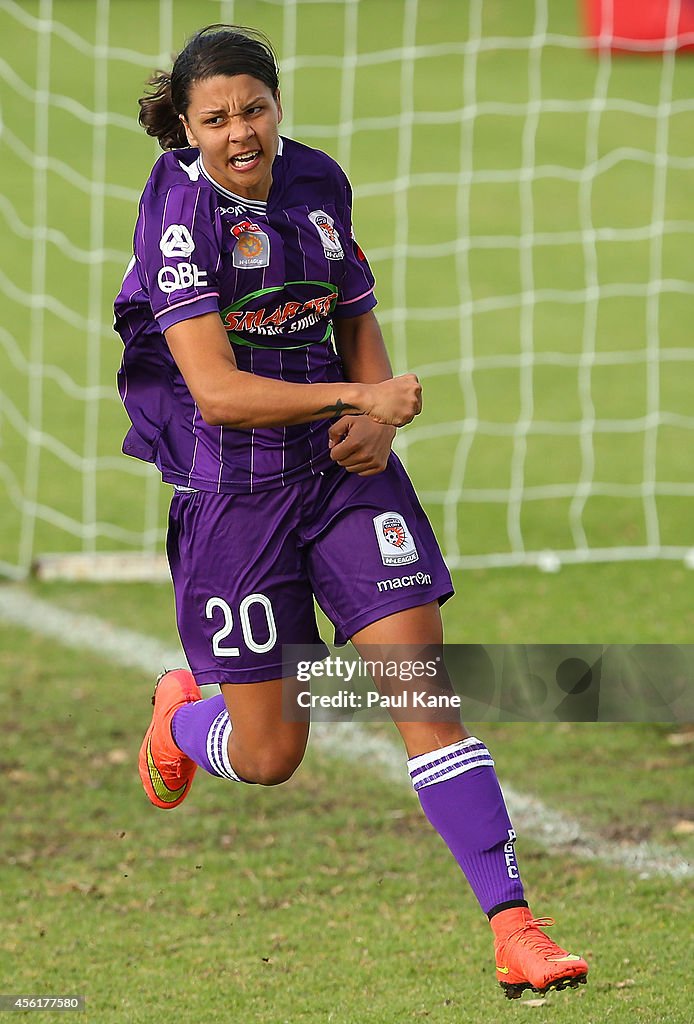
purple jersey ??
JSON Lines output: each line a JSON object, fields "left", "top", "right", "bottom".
{"left": 114, "top": 138, "right": 377, "bottom": 492}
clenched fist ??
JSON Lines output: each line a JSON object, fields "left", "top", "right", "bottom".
{"left": 363, "top": 374, "right": 422, "bottom": 426}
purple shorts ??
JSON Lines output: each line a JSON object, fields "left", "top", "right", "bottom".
{"left": 167, "top": 454, "right": 453, "bottom": 683}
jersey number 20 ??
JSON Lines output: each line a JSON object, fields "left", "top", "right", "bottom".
{"left": 205, "top": 594, "right": 277, "bottom": 657}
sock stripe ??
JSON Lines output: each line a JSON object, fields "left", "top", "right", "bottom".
{"left": 218, "top": 717, "right": 241, "bottom": 782}
{"left": 409, "top": 745, "right": 488, "bottom": 780}
{"left": 406, "top": 736, "right": 487, "bottom": 773}
{"left": 411, "top": 754, "right": 495, "bottom": 791}
{"left": 407, "top": 738, "right": 494, "bottom": 792}
{"left": 207, "top": 711, "right": 225, "bottom": 777}
{"left": 207, "top": 710, "right": 235, "bottom": 780}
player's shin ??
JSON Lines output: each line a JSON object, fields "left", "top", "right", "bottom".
{"left": 408, "top": 737, "right": 526, "bottom": 918}
{"left": 172, "top": 694, "right": 250, "bottom": 783}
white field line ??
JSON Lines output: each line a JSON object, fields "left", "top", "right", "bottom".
{"left": 0, "top": 586, "right": 691, "bottom": 882}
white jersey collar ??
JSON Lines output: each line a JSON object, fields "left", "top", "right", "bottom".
{"left": 196, "top": 137, "right": 284, "bottom": 213}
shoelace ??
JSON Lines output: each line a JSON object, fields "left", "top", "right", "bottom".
{"left": 157, "top": 752, "right": 186, "bottom": 771}
{"left": 502, "top": 917, "right": 566, "bottom": 960}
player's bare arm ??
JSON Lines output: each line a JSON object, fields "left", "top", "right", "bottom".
{"left": 333, "top": 309, "right": 393, "bottom": 382}
{"left": 329, "top": 309, "right": 398, "bottom": 474}
{"left": 165, "top": 311, "right": 421, "bottom": 428}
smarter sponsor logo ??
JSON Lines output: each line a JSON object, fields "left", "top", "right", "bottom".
{"left": 157, "top": 262, "right": 208, "bottom": 294}
{"left": 373, "top": 511, "right": 419, "bottom": 565}
{"left": 159, "top": 224, "right": 195, "bottom": 258}
{"left": 376, "top": 571, "right": 431, "bottom": 592}
{"left": 221, "top": 291, "right": 338, "bottom": 336}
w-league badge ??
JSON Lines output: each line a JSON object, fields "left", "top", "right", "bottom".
{"left": 308, "top": 210, "right": 344, "bottom": 260}
{"left": 232, "top": 219, "right": 271, "bottom": 268}
{"left": 373, "top": 511, "right": 419, "bottom": 566}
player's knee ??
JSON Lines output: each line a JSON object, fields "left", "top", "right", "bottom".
{"left": 240, "top": 747, "right": 305, "bottom": 786}
{"left": 252, "top": 755, "right": 303, "bottom": 786}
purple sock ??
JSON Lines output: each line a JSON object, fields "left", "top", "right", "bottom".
{"left": 172, "top": 694, "right": 247, "bottom": 782}
{"left": 408, "top": 738, "right": 526, "bottom": 917}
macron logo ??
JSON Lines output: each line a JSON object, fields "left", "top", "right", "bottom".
{"left": 376, "top": 572, "right": 431, "bottom": 592}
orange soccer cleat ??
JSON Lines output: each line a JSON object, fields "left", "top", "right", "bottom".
{"left": 492, "top": 907, "right": 589, "bottom": 999}
{"left": 138, "top": 669, "right": 201, "bottom": 809}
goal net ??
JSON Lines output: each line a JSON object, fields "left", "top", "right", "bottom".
{"left": 2, "top": 0, "right": 694, "bottom": 580}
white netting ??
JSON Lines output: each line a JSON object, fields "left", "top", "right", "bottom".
{"left": 1, "top": 0, "right": 694, "bottom": 580}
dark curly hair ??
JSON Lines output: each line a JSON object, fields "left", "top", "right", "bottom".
{"left": 138, "top": 24, "right": 279, "bottom": 151}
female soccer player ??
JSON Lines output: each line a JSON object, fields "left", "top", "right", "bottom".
{"left": 114, "top": 24, "right": 588, "bottom": 1000}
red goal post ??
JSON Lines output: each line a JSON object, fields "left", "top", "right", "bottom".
{"left": 584, "top": 0, "right": 694, "bottom": 53}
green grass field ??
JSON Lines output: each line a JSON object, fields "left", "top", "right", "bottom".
{"left": 1, "top": 2, "right": 693, "bottom": 1020}
{"left": 1, "top": 612, "right": 693, "bottom": 1023}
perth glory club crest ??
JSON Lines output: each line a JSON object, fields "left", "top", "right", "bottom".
{"left": 373, "top": 511, "right": 419, "bottom": 566}
{"left": 383, "top": 519, "right": 406, "bottom": 548}
{"left": 308, "top": 210, "right": 344, "bottom": 260}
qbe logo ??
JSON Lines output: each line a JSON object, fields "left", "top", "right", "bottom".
{"left": 159, "top": 224, "right": 195, "bottom": 258}
{"left": 157, "top": 262, "right": 208, "bottom": 294}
